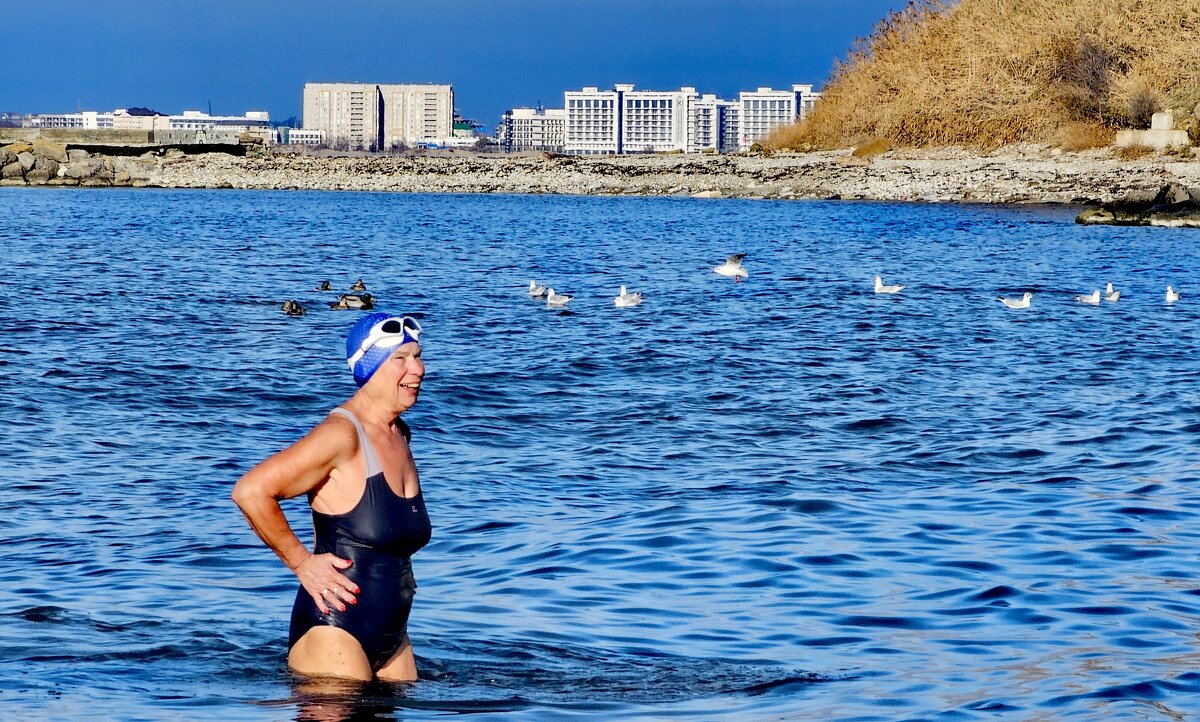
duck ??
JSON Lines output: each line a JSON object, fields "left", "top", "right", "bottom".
{"left": 350, "top": 279, "right": 367, "bottom": 291}
{"left": 330, "top": 292, "right": 375, "bottom": 310}
{"left": 713, "top": 253, "right": 748, "bottom": 280}
{"left": 999, "top": 292, "right": 1032, "bottom": 309}
{"left": 1104, "top": 281, "right": 1120, "bottom": 303}
{"left": 1076, "top": 289, "right": 1101, "bottom": 305}
{"left": 614, "top": 285, "right": 644, "bottom": 307}
{"left": 1166, "top": 285, "right": 1181, "bottom": 303}
{"left": 528, "top": 279, "right": 547, "bottom": 298}
{"left": 281, "top": 299, "right": 307, "bottom": 316}
{"left": 546, "top": 288, "right": 572, "bottom": 308}
{"left": 314, "top": 280, "right": 332, "bottom": 291}
{"left": 874, "top": 276, "right": 905, "bottom": 294}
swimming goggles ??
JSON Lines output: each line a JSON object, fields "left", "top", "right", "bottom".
{"left": 346, "top": 316, "right": 423, "bottom": 370}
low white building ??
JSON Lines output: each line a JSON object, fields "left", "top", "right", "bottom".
{"left": 30, "top": 111, "right": 115, "bottom": 129}
{"left": 282, "top": 128, "right": 327, "bottom": 146}
{"left": 498, "top": 106, "right": 565, "bottom": 152}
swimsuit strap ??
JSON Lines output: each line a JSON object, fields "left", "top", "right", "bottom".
{"left": 329, "top": 408, "right": 383, "bottom": 478}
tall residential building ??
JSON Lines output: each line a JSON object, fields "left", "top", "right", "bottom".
{"left": 378, "top": 84, "right": 454, "bottom": 148}
{"left": 620, "top": 86, "right": 695, "bottom": 154}
{"left": 303, "top": 83, "right": 383, "bottom": 150}
{"left": 303, "top": 82, "right": 453, "bottom": 151}
{"left": 564, "top": 87, "right": 622, "bottom": 155}
{"left": 735, "top": 85, "right": 819, "bottom": 150}
{"left": 498, "top": 107, "right": 565, "bottom": 152}
{"left": 562, "top": 82, "right": 818, "bottom": 155}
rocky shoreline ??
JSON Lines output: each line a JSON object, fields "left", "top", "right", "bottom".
{"left": 5, "top": 139, "right": 1200, "bottom": 210}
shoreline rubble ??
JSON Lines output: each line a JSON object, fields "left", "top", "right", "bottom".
{"left": 4, "top": 140, "right": 1200, "bottom": 216}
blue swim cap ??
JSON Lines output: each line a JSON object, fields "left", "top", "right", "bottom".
{"left": 346, "top": 313, "right": 423, "bottom": 387}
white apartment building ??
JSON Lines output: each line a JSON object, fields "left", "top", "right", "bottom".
{"left": 690, "top": 94, "right": 740, "bottom": 153}
{"left": 621, "top": 86, "right": 695, "bottom": 154}
{"left": 562, "top": 82, "right": 819, "bottom": 155}
{"left": 498, "top": 107, "right": 565, "bottom": 152}
{"left": 735, "top": 84, "right": 820, "bottom": 150}
{"left": 303, "top": 82, "right": 453, "bottom": 151}
{"left": 564, "top": 87, "right": 622, "bottom": 154}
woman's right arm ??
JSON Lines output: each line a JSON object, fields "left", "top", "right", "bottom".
{"left": 231, "top": 419, "right": 360, "bottom": 613}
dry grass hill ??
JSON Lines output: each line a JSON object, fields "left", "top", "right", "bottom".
{"left": 768, "top": 0, "right": 1200, "bottom": 150}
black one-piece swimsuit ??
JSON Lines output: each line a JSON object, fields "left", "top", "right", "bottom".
{"left": 288, "top": 408, "right": 432, "bottom": 671}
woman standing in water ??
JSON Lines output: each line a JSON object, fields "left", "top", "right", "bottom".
{"left": 233, "top": 313, "right": 430, "bottom": 681}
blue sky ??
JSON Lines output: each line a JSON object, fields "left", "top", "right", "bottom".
{"left": 4, "top": 0, "right": 907, "bottom": 129}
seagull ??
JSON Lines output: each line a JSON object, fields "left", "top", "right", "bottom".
{"left": 714, "top": 253, "right": 748, "bottom": 280}
{"left": 528, "top": 279, "right": 547, "bottom": 298}
{"left": 999, "top": 292, "right": 1032, "bottom": 309}
{"left": 1104, "top": 281, "right": 1120, "bottom": 303}
{"left": 546, "top": 288, "right": 572, "bottom": 308}
{"left": 614, "top": 285, "right": 644, "bottom": 307}
{"left": 1076, "top": 289, "right": 1101, "bottom": 305}
{"left": 1166, "top": 285, "right": 1181, "bottom": 303}
{"left": 874, "top": 276, "right": 905, "bottom": 294}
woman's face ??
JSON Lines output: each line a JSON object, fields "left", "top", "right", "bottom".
{"left": 370, "top": 342, "right": 424, "bottom": 412}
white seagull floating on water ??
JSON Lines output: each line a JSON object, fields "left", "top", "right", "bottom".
{"left": 874, "top": 276, "right": 905, "bottom": 294}
{"left": 545, "top": 288, "right": 572, "bottom": 308}
{"left": 713, "top": 253, "right": 748, "bottom": 280}
{"left": 999, "top": 292, "right": 1032, "bottom": 309}
{"left": 614, "top": 285, "right": 644, "bottom": 307}
{"left": 1166, "top": 285, "right": 1181, "bottom": 303}
{"left": 1105, "top": 281, "right": 1120, "bottom": 303}
{"left": 1076, "top": 289, "right": 1101, "bottom": 305}
{"left": 528, "top": 279, "right": 547, "bottom": 298}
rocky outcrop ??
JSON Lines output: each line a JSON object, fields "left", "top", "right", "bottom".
{"left": 0, "top": 141, "right": 157, "bottom": 187}
{"left": 2, "top": 141, "right": 1199, "bottom": 212}
{"left": 137, "top": 147, "right": 1200, "bottom": 206}
{"left": 1076, "top": 183, "right": 1200, "bottom": 227}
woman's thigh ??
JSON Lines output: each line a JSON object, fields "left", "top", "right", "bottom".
{"left": 288, "top": 626, "right": 373, "bottom": 681}
{"left": 375, "top": 637, "right": 417, "bottom": 682}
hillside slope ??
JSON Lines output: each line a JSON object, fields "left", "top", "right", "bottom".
{"left": 771, "top": 0, "right": 1200, "bottom": 149}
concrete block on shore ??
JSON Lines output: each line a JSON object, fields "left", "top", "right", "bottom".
{"left": 16, "top": 152, "right": 35, "bottom": 171}
{"left": 1, "top": 161, "right": 23, "bottom": 179}
{"left": 0, "top": 178, "right": 26, "bottom": 186}
{"left": 1114, "top": 128, "right": 1190, "bottom": 150}
{"left": 1150, "top": 112, "right": 1175, "bottom": 130}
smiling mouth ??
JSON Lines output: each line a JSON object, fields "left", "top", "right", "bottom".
{"left": 400, "top": 383, "right": 421, "bottom": 390}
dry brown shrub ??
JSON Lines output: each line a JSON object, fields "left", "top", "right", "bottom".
{"left": 768, "top": 0, "right": 1200, "bottom": 151}
{"left": 1059, "top": 123, "right": 1115, "bottom": 151}
{"left": 853, "top": 138, "right": 892, "bottom": 157}
{"left": 1116, "top": 144, "right": 1155, "bottom": 159}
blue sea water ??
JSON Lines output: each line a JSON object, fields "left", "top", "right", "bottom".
{"left": 2, "top": 187, "right": 1200, "bottom": 721}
